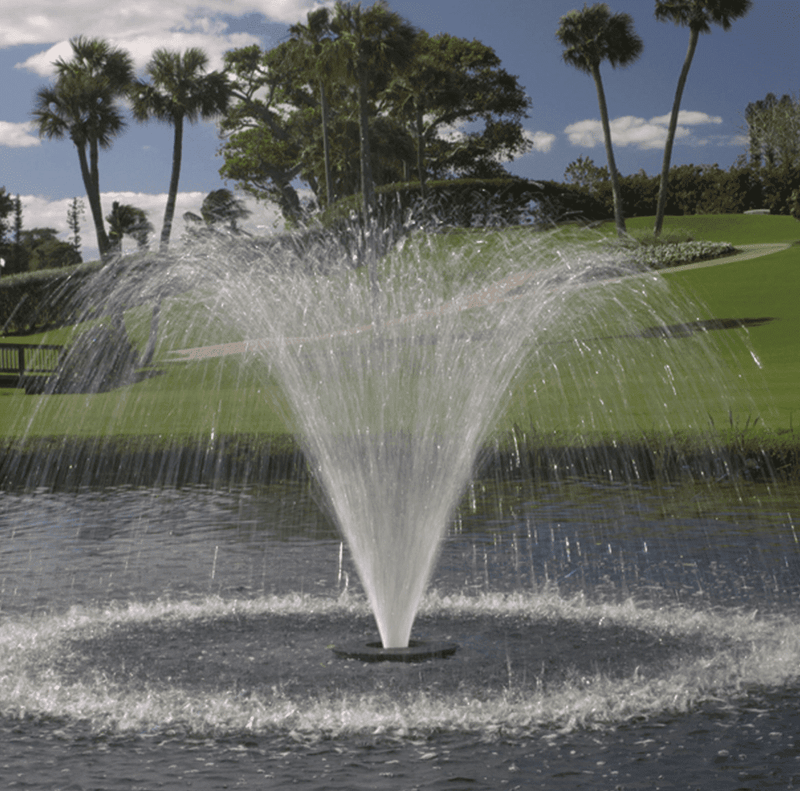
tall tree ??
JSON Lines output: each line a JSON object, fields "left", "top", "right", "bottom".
{"left": 556, "top": 3, "right": 643, "bottom": 237}
{"left": 0, "top": 188, "right": 13, "bottom": 246}
{"left": 653, "top": 0, "right": 752, "bottom": 236}
{"left": 564, "top": 155, "right": 609, "bottom": 192}
{"left": 32, "top": 36, "right": 134, "bottom": 259}
{"left": 290, "top": 7, "right": 338, "bottom": 207}
{"left": 66, "top": 197, "right": 85, "bottom": 256}
{"left": 130, "top": 48, "right": 230, "bottom": 251}
{"left": 20, "top": 228, "right": 81, "bottom": 270}
{"left": 105, "top": 201, "right": 153, "bottom": 251}
{"left": 329, "top": 1, "right": 418, "bottom": 217}
{"left": 744, "top": 92, "right": 800, "bottom": 170}
{"left": 200, "top": 189, "right": 251, "bottom": 231}
{"left": 13, "top": 196, "right": 23, "bottom": 245}
{"left": 385, "top": 32, "right": 532, "bottom": 189}
{"left": 220, "top": 44, "right": 314, "bottom": 224}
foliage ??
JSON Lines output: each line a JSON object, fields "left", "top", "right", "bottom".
{"left": 320, "top": 177, "right": 548, "bottom": 230}
{"left": 329, "top": 0, "right": 418, "bottom": 216}
{"left": 744, "top": 92, "right": 800, "bottom": 170}
{"left": 130, "top": 47, "right": 230, "bottom": 251}
{"left": 106, "top": 202, "right": 153, "bottom": 251}
{"left": 607, "top": 236, "right": 735, "bottom": 269}
{"left": 31, "top": 37, "right": 134, "bottom": 260}
{"left": 183, "top": 189, "right": 252, "bottom": 242}
{"left": 740, "top": 91, "right": 800, "bottom": 217}
{"left": 0, "top": 259, "right": 101, "bottom": 334}
{"left": 219, "top": 43, "right": 313, "bottom": 225}
{"left": 22, "top": 229, "right": 82, "bottom": 271}
{"left": 289, "top": 7, "right": 339, "bottom": 208}
{"left": 0, "top": 187, "right": 14, "bottom": 246}
{"left": 66, "top": 197, "right": 85, "bottom": 257}
{"left": 546, "top": 161, "right": 779, "bottom": 222}
{"left": 563, "top": 156, "right": 609, "bottom": 192}
{"left": 219, "top": 6, "right": 531, "bottom": 225}
{"left": 556, "top": 3, "right": 643, "bottom": 237}
{"left": 383, "top": 31, "right": 531, "bottom": 187}
{"left": 0, "top": 191, "right": 27, "bottom": 276}
{"left": 790, "top": 189, "right": 800, "bottom": 222}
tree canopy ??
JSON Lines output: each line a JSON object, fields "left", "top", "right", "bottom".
{"left": 218, "top": 4, "right": 531, "bottom": 223}
{"left": 130, "top": 47, "right": 230, "bottom": 250}
{"left": 32, "top": 36, "right": 134, "bottom": 259}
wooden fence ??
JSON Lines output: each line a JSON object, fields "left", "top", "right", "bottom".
{"left": 0, "top": 343, "right": 64, "bottom": 391}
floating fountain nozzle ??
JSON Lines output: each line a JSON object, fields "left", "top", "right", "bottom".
{"left": 331, "top": 639, "right": 458, "bottom": 663}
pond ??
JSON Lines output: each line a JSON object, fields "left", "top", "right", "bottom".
{"left": 2, "top": 477, "right": 799, "bottom": 789}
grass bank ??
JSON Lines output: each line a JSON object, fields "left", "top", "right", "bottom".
{"left": 1, "top": 214, "right": 798, "bottom": 485}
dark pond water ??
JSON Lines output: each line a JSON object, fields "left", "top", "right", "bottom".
{"left": 2, "top": 478, "right": 800, "bottom": 789}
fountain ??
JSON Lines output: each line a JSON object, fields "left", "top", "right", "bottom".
{"left": 157, "top": 225, "right": 738, "bottom": 652}
{"left": 1, "top": 223, "right": 799, "bottom": 788}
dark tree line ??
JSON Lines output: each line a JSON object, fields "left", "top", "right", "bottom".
{"left": 551, "top": 152, "right": 799, "bottom": 222}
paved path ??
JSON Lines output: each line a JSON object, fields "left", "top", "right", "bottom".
{"left": 167, "top": 242, "right": 795, "bottom": 362}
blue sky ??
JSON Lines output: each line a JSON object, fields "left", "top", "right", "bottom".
{"left": 0, "top": 0, "right": 797, "bottom": 261}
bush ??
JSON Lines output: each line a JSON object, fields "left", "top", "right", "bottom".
{"left": 319, "top": 177, "right": 551, "bottom": 230}
{"left": 0, "top": 260, "right": 102, "bottom": 334}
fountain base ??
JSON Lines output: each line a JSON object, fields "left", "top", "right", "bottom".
{"left": 331, "top": 639, "right": 458, "bottom": 663}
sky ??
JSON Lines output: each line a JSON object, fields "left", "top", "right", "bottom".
{"left": 0, "top": 0, "right": 797, "bottom": 261}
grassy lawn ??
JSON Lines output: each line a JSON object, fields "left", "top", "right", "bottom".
{"left": 605, "top": 213, "right": 800, "bottom": 245}
{"left": 1, "top": 214, "right": 798, "bottom": 459}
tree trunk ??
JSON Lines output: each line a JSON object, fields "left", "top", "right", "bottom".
{"left": 77, "top": 141, "right": 110, "bottom": 259}
{"left": 357, "top": 70, "right": 375, "bottom": 217}
{"left": 592, "top": 66, "right": 626, "bottom": 237}
{"left": 654, "top": 28, "right": 699, "bottom": 237}
{"left": 415, "top": 99, "right": 426, "bottom": 196}
{"left": 320, "top": 81, "right": 334, "bottom": 207}
{"left": 160, "top": 114, "right": 184, "bottom": 252}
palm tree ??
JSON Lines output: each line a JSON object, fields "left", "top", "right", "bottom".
{"left": 32, "top": 37, "right": 134, "bottom": 260}
{"left": 653, "top": 0, "right": 752, "bottom": 236}
{"left": 330, "top": 1, "right": 418, "bottom": 217}
{"left": 556, "top": 3, "right": 643, "bottom": 237}
{"left": 130, "top": 48, "right": 230, "bottom": 252}
{"left": 106, "top": 201, "right": 154, "bottom": 251}
{"left": 200, "top": 189, "right": 251, "bottom": 232}
{"left": 290, "top": 8, "right": 338, "bottom": 208}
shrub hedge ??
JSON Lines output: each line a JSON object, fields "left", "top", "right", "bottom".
{"left": 0, "top": 260, "right": 103, "bottom": 334}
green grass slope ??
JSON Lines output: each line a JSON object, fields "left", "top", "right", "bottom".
{"left": 1, "top": 215, "right": 798, "bottom": 455}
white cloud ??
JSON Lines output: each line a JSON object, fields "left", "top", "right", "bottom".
{"left": 436, "top": 123, "right": 467, "bottom": 144}
{"left": 649, "top": 110, "right": 723, "bottom": 127}
{"left": 725, "top": 133, "right": 750, "bottom": 148}
{"left": 6, "top": 1, "right": 331, "bottom": 74}
{"left": 0, "top": 121, "right": 41, "bottom": 148}
{"left": 3, "top": 1, "right": 327, "bottom": 48}
{"left": 16, "top": 30, "right": 260, "bottom": 76}
{"left": 526, "top": 130, "right": 556, "bottom": 153}
{"left": 565, "top": 111, "right": 726, "bottom": 151}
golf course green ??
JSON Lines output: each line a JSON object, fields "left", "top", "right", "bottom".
{"left": 1, "top": 214, "right": 797, "bottom": 475}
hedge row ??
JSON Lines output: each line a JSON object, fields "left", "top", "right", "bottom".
{"left": 320, "top": 177, "right": 557, "bottom": 229}
{"left": 0, "top": 260, "right": 103, "bottom": 334}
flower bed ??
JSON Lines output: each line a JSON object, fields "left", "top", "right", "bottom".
{"left": 616, "top": 240, "right": 736, "bottom": 270}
